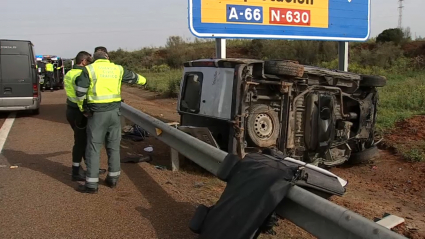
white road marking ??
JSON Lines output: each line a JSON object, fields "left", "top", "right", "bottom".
{"left": 0, "top": 112, "right": 16, "bottom": 153}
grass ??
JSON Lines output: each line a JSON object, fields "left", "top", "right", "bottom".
{"left": 393, "top": 142, "right": 425, "bottom": 162}
{"left": 377, "top": 71, "right": 425, "bottom": 131}
{"left": 138, "top": 69, "right": 182, "bottom": 97}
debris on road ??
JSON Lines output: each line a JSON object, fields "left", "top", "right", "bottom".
{"left": 374, "top": 213, "right": 405, "bottom": 229}
{"left": 194, "top": 182, "right": 205, "bottom": 188}
{"left": 144, "top": 146, "right": 153, "bottom": 152}
{"left": 121, "top": 156, "right": 152, "bottom": 164}
{"left": 9, "top": 165, "right": 18, "bottom": 169}
{"left": 154, "top": 165, "right": 167, "bottom": 170}
{"left": 122, "top": 124, "right": 149, "bottom": 142}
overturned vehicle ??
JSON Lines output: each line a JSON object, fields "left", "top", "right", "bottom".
{"left": 177, "top": 59, "right": 386, "bottom": 167}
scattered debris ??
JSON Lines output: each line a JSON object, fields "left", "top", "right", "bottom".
{"left": 154, "top": 165, "right": 167, "bottom": 170}
{"left": 167, "top": 122, "right": 180, "bottom": 128}
{"left": 374, "top": 213, "right": 405, "bottom": 229}
{"left": 122, "top": 124, "right": 149, "bottom": 142}
{"left": 194, "top": 182, "right": 205, "bottom": 188}
{"left": 121, "top": 156, "right": 152, "bottom": 164}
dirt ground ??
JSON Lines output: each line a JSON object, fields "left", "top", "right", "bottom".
{"left": 120, "top": 85, "right": 425, "bottom": 239}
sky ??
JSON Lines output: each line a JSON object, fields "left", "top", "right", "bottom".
{"left": 0, "top": 0, "right": 423, "bottom": 58}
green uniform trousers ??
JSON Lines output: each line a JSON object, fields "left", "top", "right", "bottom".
{"left": 66, "top": 106, "right": 87, "bottom": 166}
{"left": 85, "top": 108, "right": 122, "bottom": 189}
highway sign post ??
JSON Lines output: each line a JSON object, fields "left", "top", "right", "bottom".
{"left": 188, "top": 0, "right": 371, "bottom": 70}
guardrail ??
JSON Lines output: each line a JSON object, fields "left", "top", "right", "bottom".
{"left": 120, "top": 102, "right": 407, "bottom": 239}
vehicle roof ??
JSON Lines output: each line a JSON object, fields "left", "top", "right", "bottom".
{"left": 185, "top": 58, "right": 264, "bottom": 65}
{"left": 0, "top": 39, "right": 32, "bottom": 43}
{"left": 0, "top": 39, "right": 33, "bottom": 47}
{"left": 0, "top": 40, "right": 35, "bottom": 55}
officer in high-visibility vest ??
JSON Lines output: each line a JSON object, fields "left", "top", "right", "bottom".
{"left": 64, "top": 51, "right": 107, "bottom": 181}
{"left": 74, "top": 51, "right": 147, "bottom": 193}
{"left": 94, "top": 46, "right": 107, "bottom": 54}
{"left": 45, "top": 60, "right": 55, "bottom": 92}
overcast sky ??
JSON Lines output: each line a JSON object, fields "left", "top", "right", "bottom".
{"left": 0, "top": 0, "right": 422, "bottom": 58}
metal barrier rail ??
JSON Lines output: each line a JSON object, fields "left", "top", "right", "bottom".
{"left": 120, "top": 102, "right": 406, "bottom": 239}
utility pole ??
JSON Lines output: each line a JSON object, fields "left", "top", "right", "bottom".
{"left": 398, "top": 0, "right": 404, "bottom": 29}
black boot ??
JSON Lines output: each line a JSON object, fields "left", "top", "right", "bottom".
{"left": 76, "top": 184, "right": 98, "bottom": 194}
{"left": 105, "top": 176, "right": 118, "bottom": 188}
{"left": 71, "top": 166, "right": 85, "bottom": 182}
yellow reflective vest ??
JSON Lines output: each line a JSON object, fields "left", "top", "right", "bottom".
{"left": 45, "top": 63, "right": 54, "bottom": 72}
{"left": 85, "top": 60, "right": 124, "bottom": 104}
{"left": 64, "top": 68, "right": 84, "bottom": 110}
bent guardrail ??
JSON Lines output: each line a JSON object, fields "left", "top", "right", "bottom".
{"left": 120, "top": 102, "right": 406, "bottom": 239}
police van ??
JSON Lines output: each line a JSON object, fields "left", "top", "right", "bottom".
{"left": 0, "top": 39, "right": 41, "bottom": 115}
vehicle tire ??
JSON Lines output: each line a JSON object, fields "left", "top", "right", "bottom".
{"left": 246, "top": 104, "right": 280, "bottom": 148}
{"left": 264, "top": 60, "right": 305, "bottom": 77}
{"left": 303, "top": 66, "right": 361, "bottom": 81}
{"left": 360, "top": 75, "right": 387, "bottom": 87}
{"left": 348, "top": 145, "right": 379, "bottom": 165}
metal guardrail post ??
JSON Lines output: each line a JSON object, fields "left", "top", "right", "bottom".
{"left": 120, "top": 103, "right": 407, "bottom": 239}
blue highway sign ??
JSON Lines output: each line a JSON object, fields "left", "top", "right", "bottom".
{"left": 188, "top": 0, "right": 371, "bottom": 41}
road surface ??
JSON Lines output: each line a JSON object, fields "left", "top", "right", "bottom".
{"left": 0, "top": 90, "right": 197, "bottom": 239}
{"left": 0, "top": 87, "right": 423, "bottom": 239}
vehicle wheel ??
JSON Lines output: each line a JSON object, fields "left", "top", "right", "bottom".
{"left": 348, "top": 145, "right": 379, "bottom": 165}
{"left": 264, "top": 60, "right": 305, "bottom": 77}
{"left": 303, "top": 66, "right": 361, "bottom": 81}
{"left": 246, "top": 104, "right": 280, "bottom": 148}
{"left": 360, "top": 75, "right": 387, "bottom": 87}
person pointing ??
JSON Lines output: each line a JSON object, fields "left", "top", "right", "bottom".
{"left": 74, "top": 51, "right": 147, "bottom": 193}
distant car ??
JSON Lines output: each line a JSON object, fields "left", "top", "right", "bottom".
{"left": 0, "top": 39, "right": 41, "bottom": 115}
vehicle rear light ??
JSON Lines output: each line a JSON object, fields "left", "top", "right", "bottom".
{"left": 33, "top": 83, "right": 38, "bottom": 97}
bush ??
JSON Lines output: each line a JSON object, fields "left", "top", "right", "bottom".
{"left": 377, "top": 28, "right": 405, "bottom": 45}
{"left": 141, "top": 69, "right": 182, "bottom": 97}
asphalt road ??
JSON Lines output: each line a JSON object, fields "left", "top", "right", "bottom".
{"left": 0, "top": 90, "right": 196, "bottom": 239}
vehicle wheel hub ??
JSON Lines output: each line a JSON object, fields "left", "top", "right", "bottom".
{"left": 254, "top": 114, "right": 274, "bottom": 139}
